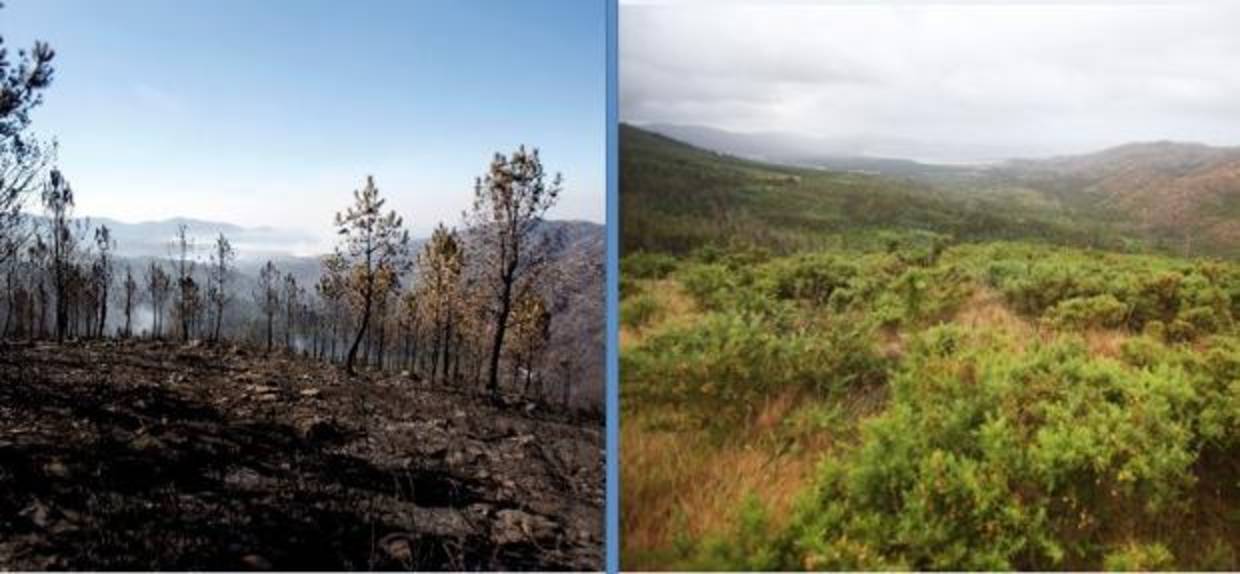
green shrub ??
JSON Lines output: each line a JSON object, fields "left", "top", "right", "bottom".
{"left": 623, "top": 311, "right": 886, "bottom": 425}
{"left": 783, "top": 334, "right": 1217, "bottom": 570}
{"left": 1167, "top": 318, "right": 1197, "bottom": 342}
{"left": 1044, "top": 294, "right": 1127, "bottom": 330}
{"left": 619, "top": 276, "right": 641, "bottom": 300}
{"left": 1196, "top": 540, "right": 1239, "bottom": 571}
{"left": 621, "top": 293, "right": 664, "bottom": 331}
{"left": 1196, "top": 336, "right": 1240, "bottom": 448}
{"left": 623, "top": 241, "right": 1240, "bottom": 570}
{"left": 678, "top": 263, "right": 736, "bottom": 311}
{"left": 681, "top": 495, "right": 786, "bottom": 571}
{"left": 1129, "top": 271, "right": 1184, "bottom": 328}
{"left": 978, "top": 247, "right": 1239, "bottom": 337}
{"left": 623, "top": 251, "right": 680, "bottom": 280}
{"left": 1143, "top": 319, "right": 1167, "bottom": 341}
{"left": 1102, "top": 542, "right": 1175, "bottom": 571}
{"left": 721, "top": 247, "right": 773, "bottom": 269}
{"left": 1178, "top": 305, "right": 1227, "bottom": 335}
{"left": 763, "top": 253, "right": 858, "bottom": 306}
{"left": 1119, "top": 335, "right": 1169, "bottom": 368}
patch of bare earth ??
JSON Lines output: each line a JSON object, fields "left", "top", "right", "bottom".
{"left": 0, "top": 340, "right": 602, "bottom": 571}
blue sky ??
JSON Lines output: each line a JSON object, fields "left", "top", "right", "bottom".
{"left": 3, "top": 0, "right": 605, "bottom": 245}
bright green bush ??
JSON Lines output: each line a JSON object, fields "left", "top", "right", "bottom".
{"left": 780, "top": 332, "right": 1226, "bottom": 570}
{"left": 623, "top": 241, "right": 1240, "bottom": 570}
{"left": 1102, "top": 542, "right": 1175, "bottom": 571}
{"left": 720, "top": 247, "right": 774, "bottom": 269}
{"left": 978, "top": 246, "right": 1238, "bottom": 339}
{"left": 621, "top": 293, "right": 664, "bottom": 331}
{"left": 622, "top": 311, "right": 887, "bottom": 425}
{"left": 889, "top": 265, "right": 972, "bottom": 326}
{"left": 1195, "top": 336, "right": 1240, "bottom": 448}
{"left": 1044, "top": 294, "right": 1128, "bottom": 330}
{"left": 763, "top": 253, "right": 858, "bottom": 306}
{"left": 680, "top": 495, "right": 786, "bottom": 571}
{"left": 622, "top": 250, "right": 680, "bottom": 280}
{"left": 678, "top": 263, "right": 738, "bottom": 311}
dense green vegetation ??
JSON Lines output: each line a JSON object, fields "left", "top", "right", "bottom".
{"left": 621, "top": 124, "right": 1144, "bottom": 257}
{"left": 620, "top": 125, "right": 1240, "bottom": 570}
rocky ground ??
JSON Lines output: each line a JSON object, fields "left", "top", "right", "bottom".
{"left": 0, "top": 340, "right": 603, "bottom": 571}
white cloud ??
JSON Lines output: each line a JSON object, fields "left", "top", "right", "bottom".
{"left": 621, "top": 1, "right": 1240, "bottom": 159}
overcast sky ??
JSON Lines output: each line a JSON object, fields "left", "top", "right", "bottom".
{"left": 6, "top": 0, "right": 604, "bottom": 249}
{"left": 622, "top": 1, "right": 1240, "bottom": 161}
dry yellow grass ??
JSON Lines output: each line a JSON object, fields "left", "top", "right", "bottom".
{"left": 619, "top": 278, "right": 699, "bottom": 351}
{"left": 955, "top": 286, "right": 1038, "bottom": 348}
{"left": 623, "top": 271, "right": 1236, "bottom": 570}
{"left": 618, "top": 271, "right": 926, "bottom": 569}
{"left": 620, "top": 381, "right": 889, "bottom": 570}
{"left": 619, "top": 406, "right": 815, "bottom": 571}
{"left": 954, "top": 286, "right": 1137, "bottom": 359}
{"left": 620, "top": 282, "right": 1158, "bottom": 569}
{"left": 620, "top": 278, "right": 842, "bottom": 569}
{"left": 1085, "top": 328, "right": 1131, "bottom": 358}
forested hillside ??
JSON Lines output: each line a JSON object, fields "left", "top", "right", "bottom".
{"left": 993, "top": 142, "right": 1240, "bottom": 257}
{"left": 620, "top": 125, "right": 1240, "bottom": 570}
{"left": 620, "top": 124, "right": 1128, "bottom": 257}
{"left": 0, "top": 7, "right": 604, "bottom": 569}
{"left": 627, "top": 123, "right": 1240, "bottom": 258}
{"left": 0, "top": 217, "right": 604, "bottom": 410}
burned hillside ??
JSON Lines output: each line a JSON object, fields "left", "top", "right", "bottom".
{"left": 0, "top": 340, "right": 603, "bottom": 570}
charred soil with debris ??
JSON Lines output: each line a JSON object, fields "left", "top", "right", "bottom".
{"left": 0, "top": 340, "right": 603, "bottom": 571}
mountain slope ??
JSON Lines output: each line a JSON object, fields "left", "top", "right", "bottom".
{"left": 31, "top": 218, "right": 603, "bottom": 408}
{"left": 0, "top": 340, "right": 602, "bottom": 569}
{"left": 995, "top": 142, "right": 1240, "bottom": 255}
{"left": 624, "top": 124, "right": 1240, "bottom": 258}
{"left": 620, "top": 124, "right": 1114, "bottom": 255}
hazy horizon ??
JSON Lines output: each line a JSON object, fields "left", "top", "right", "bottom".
{"left": 629, "top": 120, "right": 1240, "bottom": 166}
{"left": 17, "top": 212, "right": 603, "bottom": 260}
{"left": 5, "top": 0, "right": 606, "bottom": 239}
{"left": 621, "top": 1, "right": 1240, "bottom": 162}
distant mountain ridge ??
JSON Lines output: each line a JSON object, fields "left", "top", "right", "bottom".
{"left": 642, "top": 122, "right": 1041, "bottom": 169}
{"left": 994, "top": 141, "right": 1240, "bottom": 252}
{"left": 622, "top": 123, "right": 1240, "bottom": 258}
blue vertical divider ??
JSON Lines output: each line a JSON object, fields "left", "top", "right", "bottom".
{"left": 604, "top": 0, "right": 620, "bottom": 571}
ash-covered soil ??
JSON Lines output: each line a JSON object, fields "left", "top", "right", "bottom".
{"left": 0, "top": 340, "right": 603, "bottom": 571}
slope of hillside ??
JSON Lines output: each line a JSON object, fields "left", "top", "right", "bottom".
{"left": 621, "top": 242, "right": 1240, "bottom": 570}
{"left": 620, "top": 125, "right": 1240, "bottom": 570}
{"left": 32, "top": 219, "right": 605, "bottom": 409}
{"left": 0, "top": 340, "right": 602, "bottom": 570}
{"left": 620, "top": 124, "right": 1118, "bottom": 255}
{"left": 995, "top": 142, "right": 1240, "bottom": 256}
{"left": 624, "top": 124, "right": 1240, "bottom": 259}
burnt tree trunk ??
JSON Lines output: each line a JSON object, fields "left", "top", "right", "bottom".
{"left": 345, "top": 290, "right": 372, "bottom": 375}
{"left": 486, "top": 268, "right": 515, "bottom": 402}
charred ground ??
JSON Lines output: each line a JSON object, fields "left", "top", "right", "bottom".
{"left": 0, "top": 340, "right": 603, "bottom": 571}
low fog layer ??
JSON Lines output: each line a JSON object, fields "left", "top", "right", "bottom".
{"left": 79, "top": 217, "right": 326, "bottom": 259}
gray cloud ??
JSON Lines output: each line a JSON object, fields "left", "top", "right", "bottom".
{"left": 621, "top": 1, "right": 1240, "bottom": 161}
